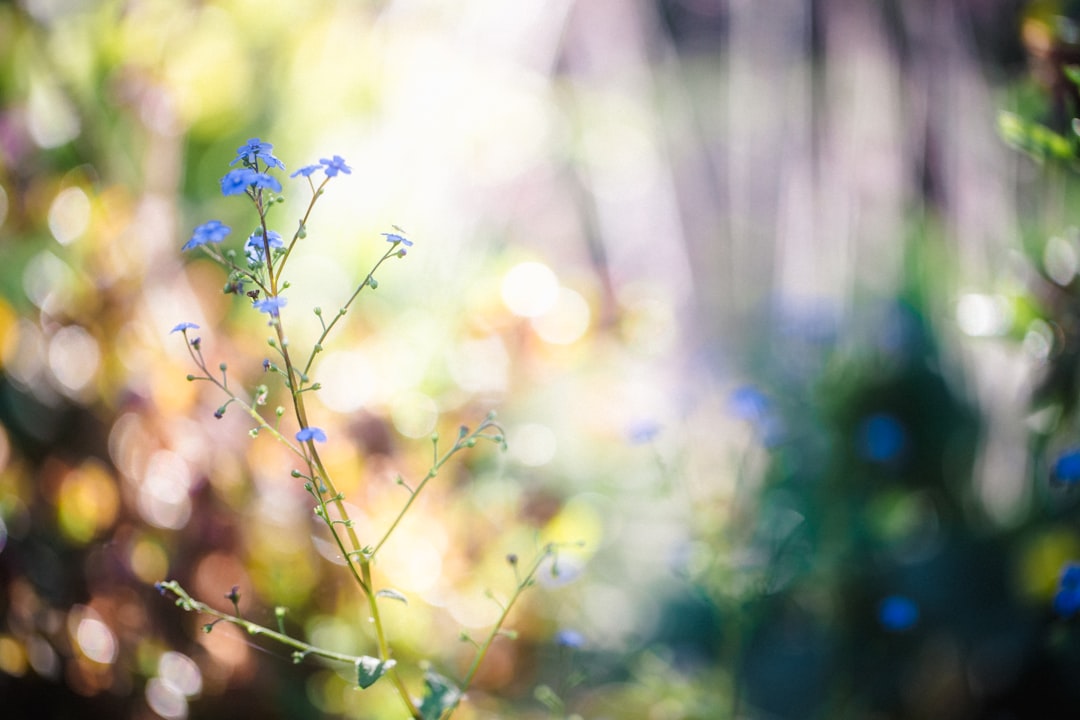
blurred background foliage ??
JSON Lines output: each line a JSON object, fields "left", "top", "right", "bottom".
{"left": 3, "top": 0, "right": 1080, "bottom": 718}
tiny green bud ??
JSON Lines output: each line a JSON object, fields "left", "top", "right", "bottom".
{"left": 186, "top": 374, "right": 195, "bottom": 382}
{"left": 219, "top": 362, "right": 228, "bottom": 372}
{"left": 506, "top": 553, "right": 518, "bottom": 566}
{"left": 291, "top": 469, "right": 302, "bottom": 477}
{"left": 275, "top": 406, "right": 285, "bottom": 417}
{"left": 298, "top": 225, "right": 307, "bottom": 239}
{"left": 338, "top": 308, "right": 347, "bottom": 317}
{"left": 310, "top": 383, "right": 321, "bottom": 391}
{"left": 281, "top": 281, "right": 291, "bottom": 290}
{"left": 431, "top": 431, "right": 440, "bottom": 443}
{"left": 304, "top": 481, "right": 313, "bottom": 491}
{"left": 248, "top": 428, "right": 259, "bottom": 438}
{"left": 275, "top": 606, "right": 287, "bottom": 619}
{"left": 268, "top": 338, "right": 277, "bottom": 347}
{"left": 466, "top": 438, "right": 477, "bottom": 448}
{"left": 368, "top": 277, "right": 378, "bottom": 289}
{"left": 313, "top": 343, "right": 323, "bottom": 353}
{"left": 314, "top": 307, "right": 322, "bottom": 316}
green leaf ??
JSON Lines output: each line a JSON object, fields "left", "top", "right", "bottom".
{"left": 1030, "top": 124, "right": 1073, "bottom": 160}
{"left": 355, "top": 656, "right": 396, "bottom": 690}
{"left": 997, "top": 111, "right": 1029, "bottom": 149}
{"left": 376, "top": 588, "right": 409, "bottom": 605}
{"left": 1065, "top": 65, "right": 1080, "bottom": 89}
{"left": 418, "top": 669, "right": 462, "bottom": 720}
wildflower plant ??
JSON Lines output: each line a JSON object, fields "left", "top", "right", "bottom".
{"left": 156, "top": 138, "right": 565, "bottom": 719}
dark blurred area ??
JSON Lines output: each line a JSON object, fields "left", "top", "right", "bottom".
{"left": 3, "top": 1, "right": 1080, "bottom": 719}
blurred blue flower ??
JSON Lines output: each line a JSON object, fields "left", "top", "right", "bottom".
{"left": 627, "top": 419, "right": 661, "bottom": 445}
{"left": 253, "top": 295, "right": 287, "bottom": 317}
{"left": 728, "top": 385, "right": 769, "bottom": 422}
{"left": 859, "top": 414, "right": 906, "bottom": 463}
{"left": 878, "top": 595, "right": 919, "bottom": 631}
{"left": 554, "top": 629, "right": 585, "bottom": 649}
{"left": 320, "top": 155, "right": 352, "bottom": 177}
{"left": 1054, "top": 562, "right": 1080, "bottom": 618}
{"left": 244, "top": 230, "right": 285, "bottom": 263}
{"left": 221, "top": 169, "right": 282, "bottom": 196}
{"left": 727, "top": 384, "right": 784, "bottom": 445}
{"left": 1054, "top": 449, "right": 1080, "bottom": 484}
{"left": 231, "top": 137, "right": 285, "bottom": 170}
{"left": 183, "top": 220, "right": 231, "bottom": 251}
{"left": 170, "top": 322, "right": 200, "bottom": 334}
{"left": 290, "top": 164, "right": 320, "bottom": 178}
{"left": 296, "top": 427, "right": 327, "bottom": 443}
{"left": 382, "top": 231, "right": 413, "bottom": 247}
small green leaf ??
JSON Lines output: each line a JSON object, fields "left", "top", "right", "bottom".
{"left": 1065, "top": 65, "right": 1080, "bottom": 89}
{"left": 418, "top": 670, "right": 462, "bottom": 720}
{"left": 355, "top": 656, "right": 396, "bottom": 689}
{"left": 998, "top": 111, "right": 1029, "bottom": 149}
{"left": 376, "top": 588, "right": 409, "bottom": 605}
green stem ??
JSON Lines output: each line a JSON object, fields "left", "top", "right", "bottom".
{"left": 156, "top": 580, "right": 368, "bottom": 666}
{"left": 440, "top": 544, "right": 557, "bottom": 720}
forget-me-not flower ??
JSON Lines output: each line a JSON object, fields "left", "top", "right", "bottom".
{"left": 296, "top": 427, "right": 327, "bottom": 443}
{"left": 231, "top": 138, "right": 285, "bottom": 170}
{"left": 170, "top": 322, "right": 200, "bottom": 334}
{"left": 382, "top": 231, "right": 414, "bottom": 247}
{"left": 253, "top": 295, "right": 288, "bottom": 317}
{"left": 319, "top": 155, "right": 352, "bottom": 177}
{"left": 244, "top": 230, "right": 285, "bottom": 263}
{"left": 290, "top": 165, "right": 321, "bottom": 178}
{"left": 183, "top": 220, "right": 231, "bottom": 251}
{"left": 221, "top": 169, "right": 282, "bottom": 196}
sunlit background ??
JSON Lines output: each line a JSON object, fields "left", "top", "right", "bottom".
{"left": 4, "top": 1, "right": 1080, "bottom": 718}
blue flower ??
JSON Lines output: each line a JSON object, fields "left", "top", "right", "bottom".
{"left": 728, "top": 385, "right": 784, "bottom": 445}
{"left": 320, "top": 155, "right": 352, "bottom": 177}
{"left": 296, "top": 427, "right": 327, "bottom": 443}
{"left": 170, "top": 322, "right": 200, "bottom": 334}
{"left": 382, "top": 231, "right": 414, "bottom": 247}
{"left": 220, "top": 169, "right": 282, "bottom": 196}
{"left": 554, "top": 629, "right": 585, "bottom": 649}
{"left": 728, "top": 385, "right": 769, "bottom": 422}
{"left": 183, "top": 220, "right": 231, "bottom": 251}
{"left": 231, "top": 137, "right": 285, "bottom": 170}
{"left": 627, "top": 419, "right": 661, "bottom": 445}
{"left": 878, "top": 595, "right": 919, "bottom": 631}
{"left": 244, "top": 230, "right": 285, "bottom": 263}
{"left": 859, "top": 413, "right": 906, "bottom": 463}
{"left": 253, "top": 295, "right": 288, "bottom": 317}
{"left": 1054, "top": 562, "right": 1080, "bottom": 617}
{"left": 1054, "top": 450, "right": 1080, "bottom": 484}
{"left": 290, "top": 165, "right": 320, "bottom": 178}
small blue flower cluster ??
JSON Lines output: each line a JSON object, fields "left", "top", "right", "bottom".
{"left": 178, "top": 139, "right": 376, "bottom": 324}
